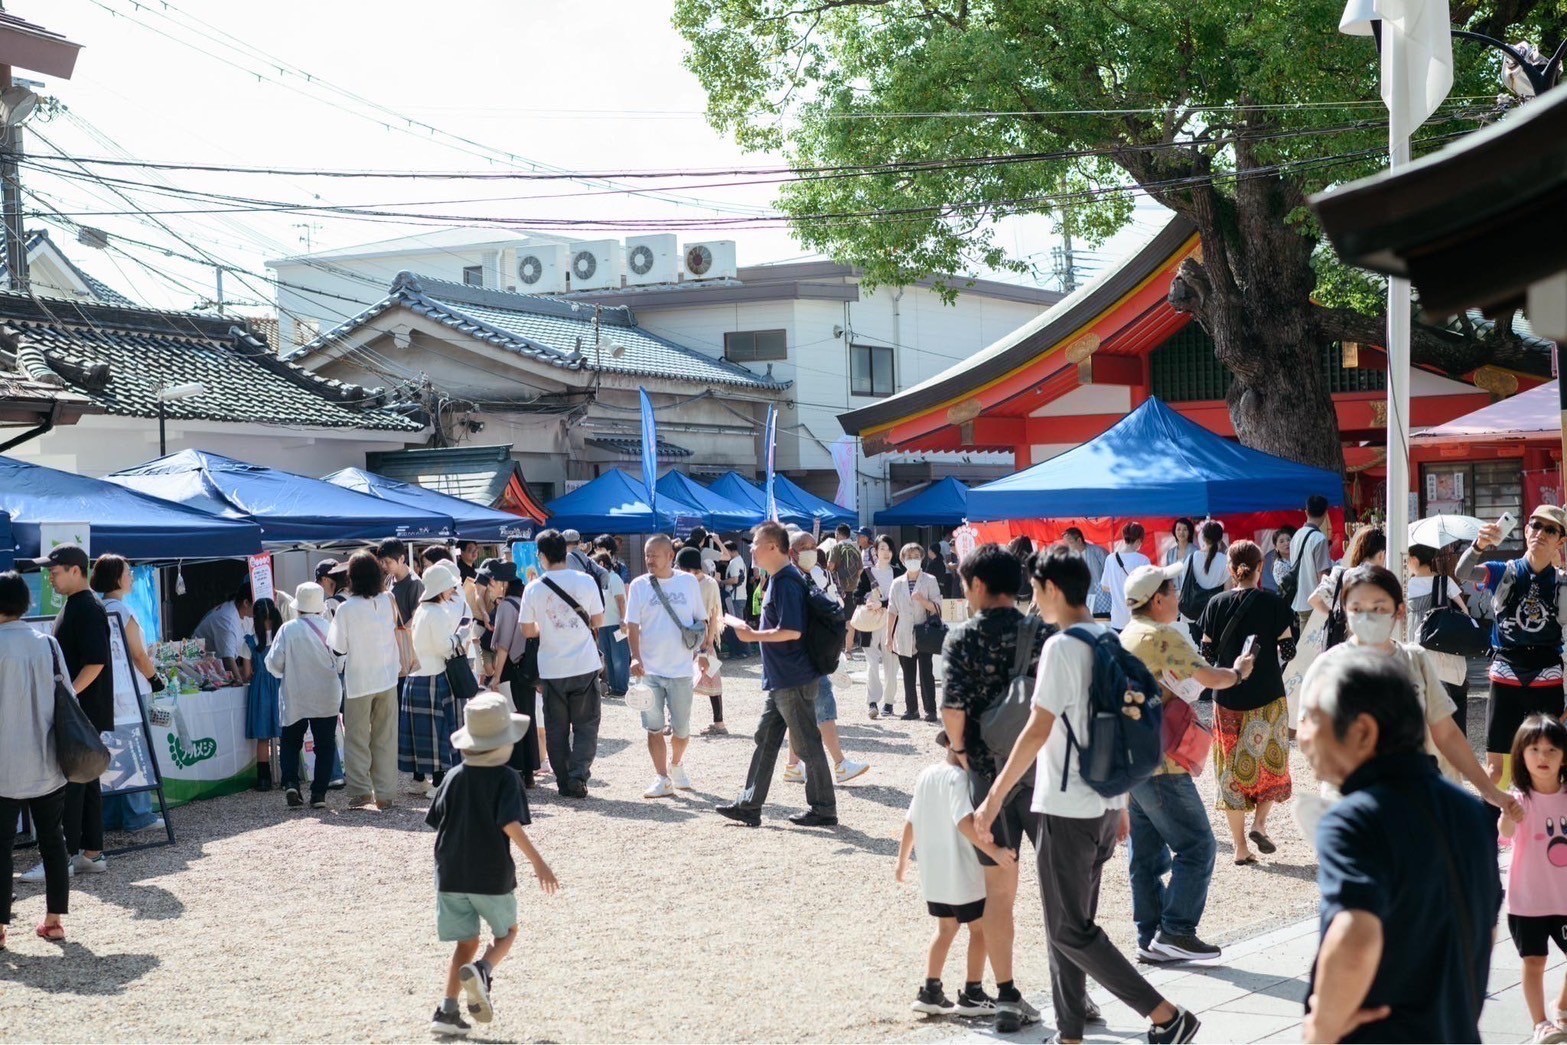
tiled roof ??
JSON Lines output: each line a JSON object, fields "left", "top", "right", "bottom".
{"left": 289, "top": 272, "right": 789, "bottom": 391}
{"left": 0, "top": 293, "right": 422, "bottom": 432}
{"left": 584, "top": 436, "right": 693, "bottom": 459}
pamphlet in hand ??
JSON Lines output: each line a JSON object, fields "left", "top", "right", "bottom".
{"left": 722, "top": 613, "right": 749, "bottom": 633}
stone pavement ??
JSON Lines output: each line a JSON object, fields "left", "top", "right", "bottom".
{"left": 943, "top": 901, "right": 1562, "bottom": 1043}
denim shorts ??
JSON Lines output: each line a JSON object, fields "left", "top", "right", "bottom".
{"left": 639, "top": 673, "right": 695, "bottom": 737}
{"left": 815, "top": 675, "right": 837, "bottom": 725}
{"left": 436, "top": 890, "right": 518, "bottom": 942}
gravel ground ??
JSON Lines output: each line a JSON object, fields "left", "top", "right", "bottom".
{"left": 4, "top": 653, "right": 1343, "bottom": 1043}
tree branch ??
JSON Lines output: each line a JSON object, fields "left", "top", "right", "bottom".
{"left": 1309, "top": 303, "right": 1536, "bottom": 374}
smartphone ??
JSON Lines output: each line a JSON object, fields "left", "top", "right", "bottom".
{"left": 1498, "top": 511, "right": 1518, "bottom": 542}
{"left": 1240, "top": 634, "right": 1258, "bottom": 659}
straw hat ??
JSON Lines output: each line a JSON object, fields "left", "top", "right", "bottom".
{"left": 451, "top": 692, "right": 530, "bottom": 752}
{"left": 293, "top": 582, "right": 326, "bottom": 615}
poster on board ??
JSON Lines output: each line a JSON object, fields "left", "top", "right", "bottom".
{"left": 247, "top": 553, "right": 275, "bottom": 604}
{"left": 37, "top": 521, "right": 89, "bottom": 617}
{"left": 102, "top": 614, "right": 160, "bottom": 798}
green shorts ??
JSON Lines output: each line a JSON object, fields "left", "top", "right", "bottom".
{"left": 436, "top": 891, "right": 518, "bottom": 942}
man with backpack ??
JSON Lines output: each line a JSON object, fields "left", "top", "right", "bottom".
{"left": 717, "top": 521, "right": 841, "bottom": 828}
{"left": 1119, "top": 563, "right": 1253, "bottom": 966}
{"left": 975, "top": 547, "right": 1201, "bottom": 1045}
{"left": 939, "top": 544, "right": 1051, "bottom": 1032}
{"left": 829, "top": 523, "right": 864, "bottom": 607}
{"left": 561, "top": 529, "right": 610, "bottom": 588}
{"left": 1282, "top": 495, "right": 1334, "bottom": 630}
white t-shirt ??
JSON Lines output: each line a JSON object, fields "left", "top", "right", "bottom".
{"left": 906, "top": 763, "right": 985, "bottom": 905}
{"left": 625, "top": 571, "right": 707, "bottom": 679}
{"left": 1099, "top": 549, "right": 1151, "bottom": 631}
{"left": 1287, "top": 525, "right": 1332, "bottom": 612}
{"left": 600, "top": 571, "right": 627, "bottom": 628}
{"left": 520, "top": 569, "right": 604, "bottom": 680}
{"left": 193, "top": 601, "right": 250, "bottom": 661}
{"left": 327, "top": 593, "right": 400, "bottom": 699}
{"left": 1030, "top": 623, "right": 1128, "bottom": 819}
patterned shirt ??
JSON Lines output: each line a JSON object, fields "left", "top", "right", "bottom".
{"left": 939, "top": 607, "right": 1052, "bottom": 777}
{"left": 1119, "top": 616, "right": 1210, "bottom": 777}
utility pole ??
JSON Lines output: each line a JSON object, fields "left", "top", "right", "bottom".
{"left": 215, "top": 265, "right": 225, "bottom": 309}
{"left": 0, "top": 67, "right": 27, "bottom": 293}
{"left": 1051, "top": 230, "right": 1077, "bottom": 293}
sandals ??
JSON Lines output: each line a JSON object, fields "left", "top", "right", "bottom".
{"left": 35, "top": 920, "right": 65, "bottom": 942}
{"left": 1234, "top": 855, "right": 1259, "bottom": 865}
{"left": 1248, "top": 829, "right": 1278, "bottom": 855}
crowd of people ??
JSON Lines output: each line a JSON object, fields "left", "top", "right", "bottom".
{"left": 6, "top": 491, "right": 1566, "bottom": 1043}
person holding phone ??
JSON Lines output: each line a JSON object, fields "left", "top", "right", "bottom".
{"left": 1196, "top": 541, "right": 1298, "bottom": 865}
{"left": 1455, "top": 506, "right": 1567, "bottom": 798}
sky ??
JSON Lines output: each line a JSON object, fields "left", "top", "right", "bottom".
{"left": 11, "top": 0, "right": 1170, "bottom": 320}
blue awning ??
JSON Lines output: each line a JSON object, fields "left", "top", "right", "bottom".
{"left": 655, "top": 471, "right": 765, "bottom": 531}
{"left": 874, "top": 477, "right": 970, "bottom": 527}
{"left": 0, "top": 454, "right": 263, "bottom": 560}
{"left": 0, "top": 510, "right": 12, "bottom": 572}
{"left": 543, "top": 469, "right": 707, "bottom": 535}
{"left": 769, "top": 474, "right": 858, "bottom": 529}
{"left": 706, "top": 471, "right": 825, "bottom": 528}
{"left": 322, "top": 468, "right": 534, "bottom": 542}
{"left": 106, "top": 450, "right": 454, "bottom": 547}
{"left": 968, "top": 398, "right": 1346, "bottom": 521}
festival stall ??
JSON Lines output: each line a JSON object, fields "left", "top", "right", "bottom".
{"left": 706, "top": 471, "right": 816, "bottom": 528}
{"left": 1412, "top": 379, "right": 1563, "bottom": 519}
{"left": 655, "top": 470, "right": 766, "bottom": 531}
{"left": 966, "top": 397, "right": 1347, "bottom": 559}
{"left": 873, "top": 476, "right": 971, "bottom": 527}
{"left": 322, "top": 467, "right": 538, "bottom": 542}
{"left": 544, "top": 468, "right": 707, "bottom": 534}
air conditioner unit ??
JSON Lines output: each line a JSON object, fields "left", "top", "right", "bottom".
{"left": 568, "top": 240, "right": 622, "bottom": 292}
{"left": 624, "top": 234, "right": 678, "bottom": 286}
{"left": 514, "top": 243, "right": 568, "bottom": 295}
{"left": 682, "top": 240, "right": 737, "bottom": 281}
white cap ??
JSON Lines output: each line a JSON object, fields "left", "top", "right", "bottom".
{"left": 1124, "top": 561, "right": 1185, "bottom": 609}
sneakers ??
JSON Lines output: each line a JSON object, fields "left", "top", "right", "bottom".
{"left": 71, "top": 852, "right": 107, "bottom": 875}
{"left": 458, "top": 961, "right": 494, "bottom": 1024}
{"left": 310, "top": 797, "right": 328, "bottom": 809}
{"left": 882, "top": 703, "right": 895, "bottom": 717}
{"left": 284, "top": 787, "right": 303, "bottom": 808}
{"left": 643, "top": 775, "right": 675, "bottom": 799}
{"left": 669, "top": 764, "right": 694, "bottom": 790}
{"left": 699, "top": 722, "right": 729, "bottom": 736}
{"left": 835, "top": 759, "right": 870, "bottom": 784}
{"left": 1147, "top": 1006, "right": 1201, "bottom": 1044}
{"left": 868, "top": 704, "right": 880, "bottom": 720}
{"left": 429, "top": 1006, "right": 471, "bottom": 1037}
{"left": 783, "top": 763, "right": 805, "bottom": 784}
{"left": 953, "top": 986, "right": 996, "bottom": 1016}
{"left": 994, "top": 1000, "right": 1024, "bottom": 1033}
{"left": 911, "top": 984, "right": 956, "bottom": 1015}
{"left": 1150, "top": 931, "right": 1222, "bottom": 963}
{"left": 19, "top": 860, "right": 67, "bottom": 883}
{"left": 135, "top": 817, "right": 167, "bottom": 834}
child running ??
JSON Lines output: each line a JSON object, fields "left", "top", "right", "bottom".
{"left": 426, "top": 692, "right": 559, "bottom": 1037}
{"left": 1502, "top": 714, "right": 1567, "bottom": 1044}
{"left": 896, "top": 729, "right": 1012, "bottom": 1017}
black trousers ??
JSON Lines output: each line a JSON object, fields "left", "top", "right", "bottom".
{"left": 542, "top": 671, "right": 602, "bottom": 789}
{"left": 1444, "top": 679, "right": 1469, "bottom": 737}
{"left": 280, "top": 717, "right": 339, "bottom": 801}
{"left": 63, "top": 779, "right": 103, "bottom": 855}
{"left": 900, "top": 652, "right": 937, "bottom": 717}
{"left": 1, "top": 786, "right": 70, "bottom": 923}
{"left": 734, "top": 684, "right": 836, "bottom": 818}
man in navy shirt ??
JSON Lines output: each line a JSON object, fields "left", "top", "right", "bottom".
{"left": 717, "top": 521, "right": 837, "bottom": 828}
{"left": 1299, "top": 648, "right": 1500, "bottom": 1044}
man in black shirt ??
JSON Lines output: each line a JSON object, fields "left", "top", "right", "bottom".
{"left": 456, "top": 541, "right": 480, "bottom": 583}
{"left": 37, "top": 543, "right": 112, "bottom": 875}
{"left": 377, "top": 538, "right": 425, "bottom": 625}
{"left": 939, "top": 543, "right": 1050, "bottom": 1032}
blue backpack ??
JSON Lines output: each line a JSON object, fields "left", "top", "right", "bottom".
{"left": 1057, "top": 625, "right": 1164, "bottom": 797}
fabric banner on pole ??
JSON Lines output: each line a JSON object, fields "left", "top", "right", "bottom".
{"left": 764, "top": 404, "right": 779, "bottom": 522}
{"left": 830, "top": 436, "right": 859, "bottom": 514}
{"left": 639, "top": 388, "right": 659, "bottom": 523}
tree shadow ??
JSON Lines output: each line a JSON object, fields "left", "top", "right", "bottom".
{"left": 842, "top": 783, "right": 914, "bottom": 811}
{"left": 570, "top": 795, "right": 700, "bottom": 825}
{"left": 30, "top": 877, "right": 187, "bottom": 922}
{"left": 1184, "top": 963, "right": 1310, "bottom": 1003}
{"left": 0, "top": 941, "right": 160, "bottom": 995}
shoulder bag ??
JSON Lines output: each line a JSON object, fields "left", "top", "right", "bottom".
{"left": 910, "top": 576, "right": 948, "bottom": 655}
{"left": 47, "top": 636, "right": 111, "bottom": 784}
{"left": 648, "top": 576, "right": 707, "bottom": 650}
{"left": 1419, "top": 572, "right": 1491, "bottom": 657}
{"left": 390, "top": 595, "right": 415, "bottom": 677}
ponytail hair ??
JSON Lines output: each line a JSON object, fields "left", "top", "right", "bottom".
{"left": 1227, "top": 539, "right": 1263, "bottom": 582}
{"left": 1201, "top": 520, "right": 1225, "bottom": 572}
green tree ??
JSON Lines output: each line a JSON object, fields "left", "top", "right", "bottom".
{"left": 675, "top": 0, "right": 1565, "bottom": 471}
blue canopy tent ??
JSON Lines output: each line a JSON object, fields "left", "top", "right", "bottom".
{"left": 874, "top": 476, "right": 970, "bottom": 527}
{"left": 655, "top": 471, "right": 765, "bottom": 531}
{"left": 771, "top": 474, "right": 858, "bottom": 529}
{"left": 967, "top": 397, "right": 1345, "bottom": 521}
{"left": 106, "top": 450, "right": 453, "bottom": 548}
{"left": 706, "top": 471, "right": 813, "bottom": 527}
{"left": 323, "top": 468, "right": 536, "bottom": 542}
{"left": 0, "top": 455, "right": 263, "bottom": 560}
{"left": 0, "top": 510, "right": 13, "bottom": 571}
{"left": 544, "top": 469, "right": 708, "bottom": 535}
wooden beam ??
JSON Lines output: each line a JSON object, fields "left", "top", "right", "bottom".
{"left": 1079, "top": 353, "right": 1144, "bottom": 386}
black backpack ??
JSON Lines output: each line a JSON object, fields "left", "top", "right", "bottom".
{"left": 783, "top": 569, "right": 847, "bottom": 677}
{"left": 1058, "top": 626, "right": 1165, "bottom": 798}
{"left": 979, "top": 614, "right": 1045, "bottom": 789}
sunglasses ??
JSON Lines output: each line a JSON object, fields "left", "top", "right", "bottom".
{"left": 1528, "top": 520, "right": 1563, "bottom": 538}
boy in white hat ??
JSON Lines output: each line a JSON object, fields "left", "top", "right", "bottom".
{"left": 265, "top": 582, "right": 343, "bottom": 809}
{"left": 426, "top": 692, "right": 559, "bottom": 1037}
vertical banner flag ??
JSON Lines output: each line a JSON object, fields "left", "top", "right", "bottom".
{"left": 830, "top": 436, "right": 859, "bottom": 515}
{"left": 764, "top": 404, "right": 779, "bottom": 522}
{"left": 639, "top": 388, "right": 659, "bottom": 523}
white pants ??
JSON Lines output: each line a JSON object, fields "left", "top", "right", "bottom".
{"left": 864, "top": 629, "right": 899, "bottom": 706}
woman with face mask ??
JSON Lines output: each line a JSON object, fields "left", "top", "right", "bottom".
{"left": 1299, "top": 565, "right": 1519, "bottom": 818}
{"left": 854, "top": 535, "right": 903, "bottom": 718}
{"left": 886, "top": 542, "right": 943, "bottom": 721}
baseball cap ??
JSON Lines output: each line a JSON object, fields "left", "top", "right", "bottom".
{"left": 1530, "top": 505, "right": 1567, "bottom": 532}
{"left": 561, "top": 529, "right": 582, "bottom": 543}
{"left": 855, "top": 526, "right": 872, "bottom": 538}
{"left": 1124, "top": 561, "right": 1185, "bottom": 609}
{"left": 314, "top": 558, "right": 347, "bottom": 582}
{"left": 31, "top": 543, "right": 90, "bottom": 571}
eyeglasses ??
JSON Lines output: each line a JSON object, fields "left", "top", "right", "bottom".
{"left": 1528, "top": 520, "right": 1563, "bottom": 538}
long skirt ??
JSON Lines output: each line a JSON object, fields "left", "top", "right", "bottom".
{"left": 398, "top": 673, "right": 458, "bottom": 776}
{"left": 501, "top": 653, "right": 543, "bottom": 778}
{"left": 1212, "top": 696, "right": 1293, "bottom": 812}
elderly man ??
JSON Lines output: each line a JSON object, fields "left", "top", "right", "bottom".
{"left": 1299, "top": 648, "right": 1501, "bottom": 1044}
{"left": 626, "top": 534, "right": 706, "bottom": 798}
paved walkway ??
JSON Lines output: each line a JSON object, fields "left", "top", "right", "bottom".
{"left": 944, "top": 903, "right": 1563, "bottom": 1043}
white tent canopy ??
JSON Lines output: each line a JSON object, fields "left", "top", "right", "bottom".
{"left": 1412, "top": 380, "right": 1560, "bottom": 445}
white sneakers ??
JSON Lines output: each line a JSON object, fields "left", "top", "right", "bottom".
{"left": 783, "top": 763, "right": 806, "bottom": 784}
{"left": 669, "top": 764, "right": 693, "bottom": 790}
{"left": 19, "top": 852, "right": 106, "bottom": 882}
{"left": 835, "top": 759, "right": 870, "bottom": 784}
{"left": 644, "top": 776, "right": 675, "bottom": 799}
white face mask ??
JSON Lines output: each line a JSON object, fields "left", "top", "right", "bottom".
{"left": 1348, "top": 610, "right": 1397, "bottom": 646}
{"left": 797, "top": 550, "right": 819, "bottom": 571}
{"left": 903, "top": 558, "right": 923, "bottom": 573}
